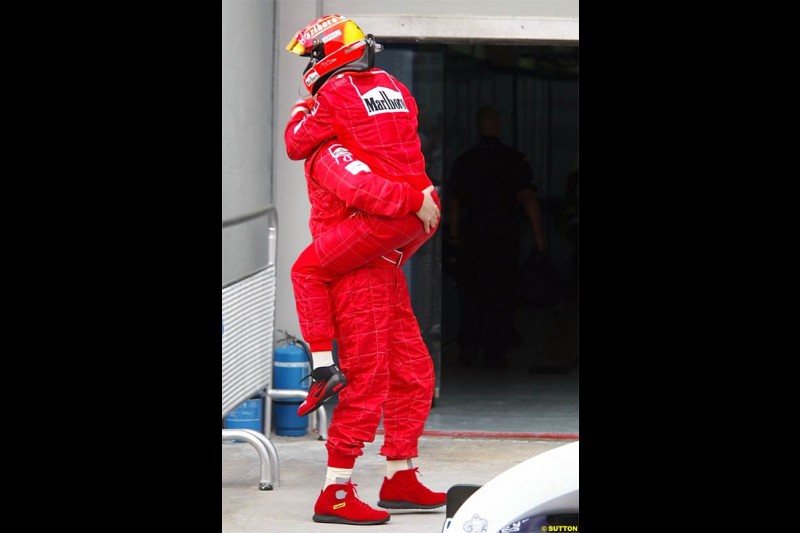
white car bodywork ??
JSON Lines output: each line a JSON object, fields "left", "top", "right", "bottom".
{"left": 442, "top": 440, "right": 579, "bottom": 533}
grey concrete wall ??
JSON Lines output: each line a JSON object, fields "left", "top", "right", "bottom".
{"left": 323, "top": 0, "right": 578, "bottom": 18}
{"left": 222, "top": 0, "right": 276, "bottom": 286}
{"left": 272, "top": 0, "right": 320, "bottom": 339}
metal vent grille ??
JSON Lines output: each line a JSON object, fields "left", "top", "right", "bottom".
{"left": 221, "top": 265, "right": 276, "bottom": 418}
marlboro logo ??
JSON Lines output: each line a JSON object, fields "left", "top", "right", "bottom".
{"left": 302, "top": 15, "right": 345, "bottom": 41}
{"left": 360, "top": 87, "right": 408, "bottom": 116}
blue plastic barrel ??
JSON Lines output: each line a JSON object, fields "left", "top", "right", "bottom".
{"left": 224, "top": 396, "right": 263, "bottom": 441}
{"left": 272, "top": 343, "right": 311, "bottom": 436}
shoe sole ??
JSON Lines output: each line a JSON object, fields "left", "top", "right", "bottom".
{"left": 377, "top": 500, "right": 446, "bottom": 510}
{"left": 312, "top": 513, "right": 390, "bottom": 525}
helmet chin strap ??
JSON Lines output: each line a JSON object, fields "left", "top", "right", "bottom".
{"left": 367, "top": 34, "right": 383, "bottom": 53}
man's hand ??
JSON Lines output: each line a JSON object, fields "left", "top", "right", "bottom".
{"left": 290, "top": 97, "right": 315, "bottom": 117}
{"left": 415, "top": 185, "right": 440, "bottom": 233}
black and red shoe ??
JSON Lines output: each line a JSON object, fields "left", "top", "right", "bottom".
{"left": 297, "top": 365, "right": 347, "bottom": 417}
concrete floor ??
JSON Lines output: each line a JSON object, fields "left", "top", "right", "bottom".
{"left": 222, "top": 434, "right": 575, "bottom": 532}
{"left": 429, "top": 341, "right": 579, "bottom": 436}
{"left": 223, "top": 300, "right": 579, "bottom": 531}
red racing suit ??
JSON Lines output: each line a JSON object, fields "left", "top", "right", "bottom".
{"left": 285, "top": 67, "right": 431, "bottom": 192}
{"left": 290, "top": 139, "right": 439, "bottom": 353}
{"left": 298, "top": 139, "right": 437, "bottom": 467}
{"left": 286, "top": 67, "right": 436, "bottom": 353}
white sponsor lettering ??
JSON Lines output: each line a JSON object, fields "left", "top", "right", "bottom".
{"left": 345, "top": 160, "right": 371, "bottom": 174}
{"left": 322, "top": 29, "right": 342, "bottom": 43}
{"left": 304, "top": 70, "right": 320, "bottom": 86}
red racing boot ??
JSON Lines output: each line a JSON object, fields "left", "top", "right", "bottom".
{"left": 377, "top": 467, "right": 447, "bottom": 509}
{"left": 313, "top": 482, "right": 390, "bottom": 525}
{"left": 297, "top": 364, "right": 347, "bottom": 417}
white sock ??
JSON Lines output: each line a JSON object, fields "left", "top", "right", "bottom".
{"left": 324, "top": 466, "right": 352, "bottom": 488}
{"left": 312, "top": 350, "right": 334, "bottom": 369}
{"left": 386, "top": 459, "right": 413, "bottom": 479}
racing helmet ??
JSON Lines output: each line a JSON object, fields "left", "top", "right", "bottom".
{"left": 285, "top": 14, "right": 383, "bottom": 95}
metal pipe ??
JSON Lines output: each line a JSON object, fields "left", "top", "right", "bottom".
{"left": 268, "top": 389, "right": 328, "bottom": 440}
{"left": 268, "top": 388, "right": 311, "bottom": 400}
{"left": 222, "top": 429, "right": 280, "bottom": 490}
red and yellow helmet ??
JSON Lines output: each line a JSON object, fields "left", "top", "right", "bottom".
{"left": 286, "top": 14, "right": 382, "bottom": 95}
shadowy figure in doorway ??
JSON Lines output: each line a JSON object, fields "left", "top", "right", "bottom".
{"left": 446, "top": 106, "right": 545, "bottom": 370}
